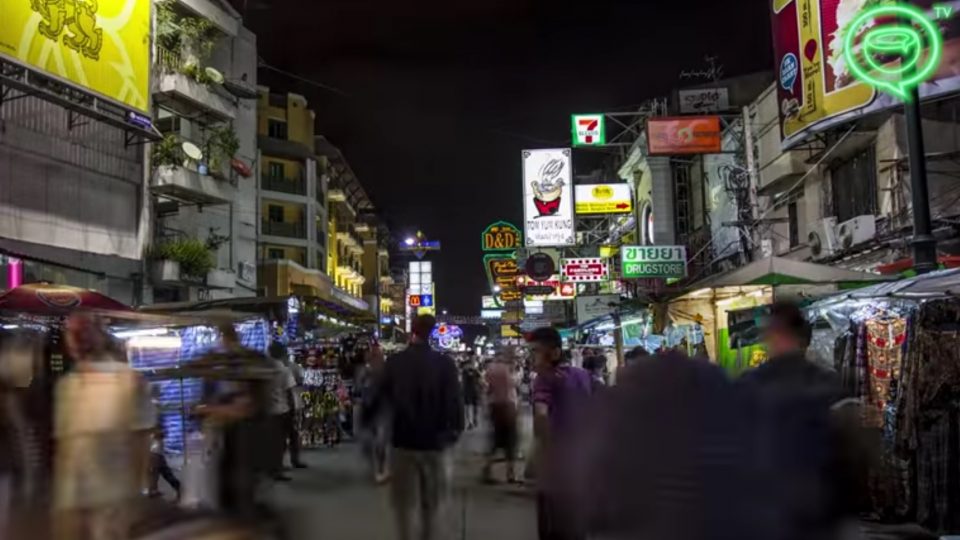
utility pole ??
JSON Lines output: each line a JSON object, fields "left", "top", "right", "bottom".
{"left": 904, "top": 86, "right": 938, "bottom": 274}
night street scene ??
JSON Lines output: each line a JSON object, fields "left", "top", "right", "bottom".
{"left": 6, "top": 0, "right": 960, "bottom": 539}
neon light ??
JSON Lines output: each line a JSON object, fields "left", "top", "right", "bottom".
{"left": 6, "top": 258, "right": 22, "bottom": 289}
{"left": 843, "top": 4, "right": 944, "bottom": 101}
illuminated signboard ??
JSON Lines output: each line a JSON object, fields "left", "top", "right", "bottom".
{"left": 621, "top": 246, "right": 688, "bottom": 279}
{"left": 482, "top": 221, "right": 522, "bottom": 252}
{"left": 518, "top": 275, "right": 576, "bottom": 301}
{"left": 571, "top": 114, "right": 606, "bottom": 146}
{"left": 561, "top": 258, "right": 610, "bottom": 283}
{"left": 647, "top": 117, "right": 722, "bottom": 155}
{"left": 409, "top": 294, "right": 434, "bottom": 308}
{"left": 482, "top": 296, "right": 498, "bottom": 309}
{"left": 575, "top": 184, "right": 634, "bottom": 215}
{"left": 771, "top": 0, "right": 957, "bottom": 148}
{"left": 523, "top": 149, "right": 575, "bottom": 247}
{"left": 481, "top": 309, "right": 504, "bottom": 319}
{"left": 0, "top": 0, "right": 152, "bottom": 113}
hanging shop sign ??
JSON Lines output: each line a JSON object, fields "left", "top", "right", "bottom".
{"left": 0, "top": 0, "right": 152, "bottom": 114}
{"left": 482, "top": 296, "right": 498, "bottom": 309}
{"left": 621, "top": 245, "right": 688, "bottom": 279}
{"left": 525, "top": 253, "right": 556, "bottom": 282}
{"left": 561, "top": 258, "right": 610, "bottom": 282}
{"left": 647, "top": 116, "right": 722, "bottom": 155}
{"left": 771, "top": 0, "right": 956, "bottom": 149}
{"left": 678, "top": 88, "right": 730, "bottom": 114}
{"left": 523, "top": 149, "right": 575, "bottom": 247}
{"left": 482, "top": 221, "right": 522, "bottom": 252}
{"left": 576, "top": 295, "right": 620, "bottom": 325}
{"left": 518, "top": 275, "right": 577, "bottom": 301}
{"left": 409, "top": 294, "right": 434, "bottom": 308}
{"left": 571, "top": 114, "right": 606, "bottom": 146}
{"left": 485, "top": 254, "right": 522, "bottom": 305}
{"left": 574, "top": 184, "right": 633, "bottom": 215}
{"left": 523, "top": 285, "right": 556, "bottom": 296}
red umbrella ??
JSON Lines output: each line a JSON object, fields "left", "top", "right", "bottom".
{"left": 0, "top": 283, "right": 131, "bottom": 315}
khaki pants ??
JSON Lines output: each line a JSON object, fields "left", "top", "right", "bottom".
{"left": 389, "top": 448, "right": 451, "bottom": 540}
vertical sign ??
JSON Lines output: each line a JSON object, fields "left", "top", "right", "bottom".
{"left": 571, "top": 114, "right": 606, "bottom": 146}
{"left": 523, "top": 149, "right": 575, "bottom": 247}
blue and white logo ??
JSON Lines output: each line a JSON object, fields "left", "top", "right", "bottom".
{"left": 780, "top": 53, "right": 799, "bottom": 93}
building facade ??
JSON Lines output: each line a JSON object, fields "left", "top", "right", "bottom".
{"left": 149, "top": 0, "right": 259, "bottom": 303}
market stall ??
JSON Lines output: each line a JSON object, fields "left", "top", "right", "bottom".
{"left": 805, "top": 268, "right": 960, "bottom": 533}
{"left": 666, "top": 257, "right": 886, "bottom": 373}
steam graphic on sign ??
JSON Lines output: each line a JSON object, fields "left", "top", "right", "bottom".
{"left": 842, "top": 4, "right": 944, "bottom": 101}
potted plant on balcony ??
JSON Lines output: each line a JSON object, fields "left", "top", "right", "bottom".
{"left": 156, "top": 0, "right": 221, "bottom": 86}
{"left": 151, "top": 134, "right": 183, "bottom": 170}
{"left": 147, "top": 237, "right": 216, "bottom": 284}
{"left": 205, "top": 125, "right": 240, "bottom": 179}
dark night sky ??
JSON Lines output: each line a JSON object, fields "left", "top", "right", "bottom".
{"left": 239, "top": 0, "right": 773, "bottom": 315}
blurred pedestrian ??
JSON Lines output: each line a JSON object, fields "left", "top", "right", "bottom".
{"left": 529, "top": 327, "right": 592, "bottom": 540}
{"left": 359, "top": 343, "right": 390, "bottom": 483}
{"left": 365, "top": 314, "right": 463, "bottom": 540}
{"left": 284, "top": 354, "right": 307, "bottom": 469}
{"left": 571, "top": 352, "right": 765, "bottom": 540}
{"left": 461, "top": 357, "right": 482, "bottom": 429}
{"left": 267, "top": 342, "right": 296, "bottom": 482}
{"left": 52, "top": 313, "right": 154, "bottom": 540}
{"left": 483, "top": 353, "right": 520, "bottom": 484}
{"left": 738, "top": 301, "right": 854, "bottom": 540}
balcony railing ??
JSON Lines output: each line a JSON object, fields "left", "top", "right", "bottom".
{"left": 262, "top": 175, "right": 306, "bottom": 196}
{"left": 262, "top": 220, "right": 306, "bottom": 239}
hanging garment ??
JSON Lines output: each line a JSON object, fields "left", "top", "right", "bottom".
{"left": 863, "top": 317, "right": 907, "bottom": 429}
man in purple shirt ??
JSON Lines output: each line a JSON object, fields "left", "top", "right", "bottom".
{"left": 530, "top": 327, "right": 592, "bottom": 540}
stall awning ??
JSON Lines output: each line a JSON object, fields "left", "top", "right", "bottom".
{"left": 141, "top": 295, "right": 377, "bottom": 325}
{"left": 693, "top": 257, "right": 889, "bottom": 289}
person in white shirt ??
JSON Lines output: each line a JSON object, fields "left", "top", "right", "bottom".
{"left": 267, "top": 343, "right": 296, "bottom": 482}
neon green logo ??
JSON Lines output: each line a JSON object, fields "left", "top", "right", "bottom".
{"left": 842, "top": 4, "right": 944, "bottom": 101}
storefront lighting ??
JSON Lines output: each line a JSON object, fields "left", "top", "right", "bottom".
{"left": 113, "top": 327, "right": 170, "bottom": 339}
{"left": 127, "top": 336, "right": 182, "bottom": 350}
{"left": 405, "top": 237, "right": 416, "bottom": 246}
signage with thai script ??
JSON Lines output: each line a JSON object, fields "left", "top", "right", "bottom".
{"left": 621, "top": 246, "right": 688, "bottom": 279}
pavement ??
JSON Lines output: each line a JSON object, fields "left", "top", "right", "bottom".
{"left": 270, "top": 410, "right": 538, "bottom": 540}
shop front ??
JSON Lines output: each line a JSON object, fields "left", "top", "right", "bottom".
{"left": 665, "top": 257, "right": 886, "bottom": 373}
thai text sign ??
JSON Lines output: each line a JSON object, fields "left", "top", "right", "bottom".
{"left": 574, "top": 184, "right": 633, "bottom": 215}
{"left": 647, "top": 117, "right": 722, "bottom": 155}
{"left": 561, "top": 258, "right": 609, "bottom": 282}
{"left": 621, "top": 246, "right": 688, "bottom": 279}
{"left": 0, "top": 0, "right": 152, "bottom": 113}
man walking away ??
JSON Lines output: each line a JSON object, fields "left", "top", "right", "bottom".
{"left": 461, "top": 358, "right": 482, "bottom": 429}
{"left": 367, "top": 314, "right": 463, "bottom": 540}
{"left": 739, "top": 302, "right": 856, "bottom": 540}
{"left": 284, "top": 354, "right": 307, "bottom": 469}
{"left": 483, "top": 353, "right": 520, "bottom": 484}
{"left": 530, "top": 327, "right": 592, "bottom": 540}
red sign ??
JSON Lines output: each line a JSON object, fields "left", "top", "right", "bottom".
{"left": 561, "top": 258, "right": 609, "bottom": 283}
{"left": 647, "top": 116, "right": 722, "bottom": 155}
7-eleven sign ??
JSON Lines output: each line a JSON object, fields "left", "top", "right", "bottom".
{"left": 572, "top": 114, "right": 605, "bottom": 146}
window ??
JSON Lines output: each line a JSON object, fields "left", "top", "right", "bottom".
{"left": 268, "top": 248, "right": 284, "bottom": 260}
{"left": 788, "top": 201, "right": 799, "bottom": 248}
{"left": 831, "top": 146, "right": 877, "bottom": 223}
{"left": 267, "top": 162, "right": 284, "bottom": 179}
{"left": 267, "top": 119, "right": 288, "bottom": 140}
{"left": 268, "top": 205, "right": 284, "bottom": 223}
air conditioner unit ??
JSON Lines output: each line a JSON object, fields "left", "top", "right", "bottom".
{"left": 837, "top": 215, "right": 877, "bottom": 250}
{"left": 808, "top": 217, "right": 839, "bottom": 259}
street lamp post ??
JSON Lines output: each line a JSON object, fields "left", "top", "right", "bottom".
{"left": 905, "top": 86, "right": 938, "bottom": 274}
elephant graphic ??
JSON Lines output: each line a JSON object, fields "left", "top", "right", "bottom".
{"left": 31, "top": 0, "right": 103, "bottom": 60}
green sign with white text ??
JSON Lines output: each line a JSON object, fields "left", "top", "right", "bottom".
{"left": 621, "top": 245, "right": 687, "bottom": 279}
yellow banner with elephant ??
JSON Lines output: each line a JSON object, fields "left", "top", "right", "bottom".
{"left": 0, "top": 0, "right": 151, "bottom": 113}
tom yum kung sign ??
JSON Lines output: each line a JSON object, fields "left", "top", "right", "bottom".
{"left": 621, "top": 246, "right": 688, "bottom": 279}
{"left": 523, "top": 149, "right": 575, "bottom": 247}
{"left": 482, "top": 222, "right": 522, "bottom": 252}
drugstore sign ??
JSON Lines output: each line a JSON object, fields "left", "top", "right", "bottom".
{"left": 621, "top": 245, "right": 688, "bottom": 279}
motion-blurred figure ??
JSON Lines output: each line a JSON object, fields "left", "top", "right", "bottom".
{"left": 739, "top": 302, "right": 853, "bottom": 540}
{"left": 461, "top": 357, "right": 482, "bottom": 429}
{"left": 366, "top": 314, "right": 463, "bottom": 540}
{"left": 529, "top": 327, "right": 592, "bottom": 540}
{"left": 284, "top": 352, "right": 307, "bottom": 470}
{"left": 482, "top": 352, "right": 519, "bottom": 484}
{"left": 572, "top": 352, "right": 764, "bottom": 540}
{"left": 52, "top": 313, "right": 154, "bottom": 540}
{"left": 266, "top": 343, "right": 296, "bottom": 482}
{"left": 359, "top": 343, "right": 390, "bottom": 483}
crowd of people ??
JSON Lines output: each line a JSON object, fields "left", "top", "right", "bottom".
{"left": 0, "top": 303, "right": 937, "bottom": 540}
